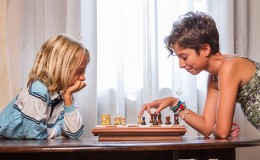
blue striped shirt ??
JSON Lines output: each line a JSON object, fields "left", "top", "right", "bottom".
{"left": 0, "top": 80, "right": 84, "bottom": 139}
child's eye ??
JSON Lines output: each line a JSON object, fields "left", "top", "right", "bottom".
{"left": 76, "top": 70, "right": 84, "bottom": 75}
{"left": 78, "top": 71, "right": 84, "bottom": 74}
{"left": 181, "top": 57, "right": 187, "bottom": 60}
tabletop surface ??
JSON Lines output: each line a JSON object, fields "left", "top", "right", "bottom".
{"left": 1, "top": 136, "right": 260, "bottom": 153}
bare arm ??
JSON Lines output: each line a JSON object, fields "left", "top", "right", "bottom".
{"left": 139, "top": 59, "right": 250, "bottom": 138}
{"left": 212, "top": 61, "right": 240, "bottom": 138}
{"left": 178, "top": 74, "right": 219, "bottom": 137}
{"left": 139, "top": 74, "right": 218, "bottom": 137}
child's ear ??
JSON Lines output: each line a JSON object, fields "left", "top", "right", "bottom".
{"left": 202, "top": 44, "right": 211, "bottom": 57}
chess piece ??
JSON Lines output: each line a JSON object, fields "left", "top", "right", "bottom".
{"left": 153, "top": 112, "right": 158, "bottom": 125}
{"left": 165, "top": 116, "right": 171, "bottom": 125}
{"left": 121, "top": 117, "right": 126, "bottom": 125}
{"left": 113, "top": 117, "right": 118, "bottom": 125}
{"left": 141, "top": 116, "right": 146, "bottom": 125}
{"left": 149, "top": 114, "right": 155, "bottom": 123}
{"left": 137, "top": 114, "right": 142, "bottom": 124}
{"left": 158, "top": 112, "right": 163, "bottom": 124}
{"left": 174, "top": 113, "right": 179, "bottom": 125}
{"left": 117, "top": 117, "right": 122, "bottom": 125}
{"left": 101, "top": 114, "right": 107, "bottom": 126}
{"left": 106, "top": 114, "right": 111, "bottom": 125}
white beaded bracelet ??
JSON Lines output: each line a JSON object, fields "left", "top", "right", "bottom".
{"left": 180, "top": 108, "right": 189, "bottom": 120}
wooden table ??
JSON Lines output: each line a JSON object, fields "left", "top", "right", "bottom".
{"left": 0, "top": 136, "right": 260, "bottom": 160}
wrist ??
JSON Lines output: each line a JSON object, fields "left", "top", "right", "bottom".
{"left": 170, "top": 99, "right": 186, "bottom": 113}
{"left": 172, "top": 98, "right": 179, "bottom": 107}
{"left": 179, "top": 108, "right": 189, "bottom": 120}
{"left": 63, "top": 94, "right": 73, "bottom": 106}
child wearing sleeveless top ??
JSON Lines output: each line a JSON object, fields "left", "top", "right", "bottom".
{"left": 140, "top": 11, "right": 259, "bottom": 139}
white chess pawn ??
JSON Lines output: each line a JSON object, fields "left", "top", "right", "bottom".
{"left": 137, "top": 114, "right": 142, "bottom": 124}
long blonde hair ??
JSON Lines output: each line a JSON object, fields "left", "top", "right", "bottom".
{"left": 27, "top": 34, "right": 90, "bottom": 93}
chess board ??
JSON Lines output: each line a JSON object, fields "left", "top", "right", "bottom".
{"left": 91, "top": 124, "right": 187, "bottom": 141}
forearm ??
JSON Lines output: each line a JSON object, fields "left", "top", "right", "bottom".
{"left": 212, "top": 123, "right": 231, "bottom": 139}
{"left": 63, "top": 94, "right": 73, "bottom": 106}
{"left": 212, "top": 126, "right": 223, "bottom": 138}
{"left": 178, "top": 109, "right": 214, "bottom": 137}
{"left": 62, "top": 105, "right": 84, "bottom": 138}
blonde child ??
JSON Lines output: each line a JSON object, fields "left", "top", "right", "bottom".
{"left": 139, "top": 11, "right": 260, "bottom": 139}
{"left": 0, "top": 34, "right": 90, "bottom": 139}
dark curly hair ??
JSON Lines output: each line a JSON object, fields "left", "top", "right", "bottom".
{"left": 165, "top": 11, "right": 219, "bottom": 56}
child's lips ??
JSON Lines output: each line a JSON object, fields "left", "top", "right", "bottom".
{"left": 186, "top": 68, "right": 191, "bottom": 72}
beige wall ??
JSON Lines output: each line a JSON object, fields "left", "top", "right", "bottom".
{"left": 0, "top": 0, "right": 12, "bottom": 111}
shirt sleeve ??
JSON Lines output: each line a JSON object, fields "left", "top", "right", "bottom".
{"left": 61, "top": 104, "right": 84, "bottom": 138}
{"left": 15, "top": 93, "right": 50, "bottom": 139}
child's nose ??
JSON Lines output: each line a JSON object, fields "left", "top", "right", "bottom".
{"left": 179, "top": 59, "right": 186, "bottom": 68}
{"left": 80, "top": 74, "right": 86, "bottom": 81}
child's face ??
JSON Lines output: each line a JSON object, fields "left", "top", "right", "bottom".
{"left": 70, "top": 52, "right": 88, "bottom": 86}
{"left": 172, "top": 43, "right": 208, "bottom": 75}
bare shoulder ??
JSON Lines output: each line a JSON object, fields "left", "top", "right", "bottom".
{"left": 219, "top": 57, "right": 256, "bottom": 87}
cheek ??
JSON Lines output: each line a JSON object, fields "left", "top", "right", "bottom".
{"left": 70, "top": 79, "right": 75, "bottom": 86}
{"left": 184, "top": 60, "right": 195, "bottom": 67}
{"left": 70, "top": 76, "right": 77, "bottom": 85}
{"left": 187, "top": 57, "right": 203, "bottom": 68}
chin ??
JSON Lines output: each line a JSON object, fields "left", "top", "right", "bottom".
{"left": 188, "top": 70, "right": 200, "bottom": 75}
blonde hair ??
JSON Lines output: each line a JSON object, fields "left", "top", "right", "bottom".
{"left": 27, "top": 34, "right": 90, "bottom": 93}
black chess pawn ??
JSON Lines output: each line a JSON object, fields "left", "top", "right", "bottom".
{"left": 141, "top": 116, "right": 146, "bottom": 125}
{"left": 174, "top": 113, "right": 179, "bottom": 125}
{"left": 149, "top": 113, "right": 155, "bottom": 123}
{"left": 158, "top": 112, "right": 163, "bottom": 124}
{"left": 153, "top": 112, "right": 158, "bottom": 125}
{"left": 165, "top": 116, "right": 171, "bottom": 125}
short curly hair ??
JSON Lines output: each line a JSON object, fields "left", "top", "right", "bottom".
{"left": 165, "top": 11, "right": 219, "bottom": 56}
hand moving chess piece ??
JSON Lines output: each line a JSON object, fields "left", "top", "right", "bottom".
{"left": 141, "top": 116, "right": 146, "bottom": 125}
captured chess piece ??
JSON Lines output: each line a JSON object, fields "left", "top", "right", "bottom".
{"left": 165, "top": 116, "right": 171, "bottom": 125}
{"left": 174, "top": 113, "right": 179, "bottom": 125}
{"left": 158, "top": 112, "right": 163, "bottom": 124}
{"left": 153, "top": 112, "right": 158, "bottom": 125}
{"left": 141, "top": 116, "right": 146, "bottom": 125}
